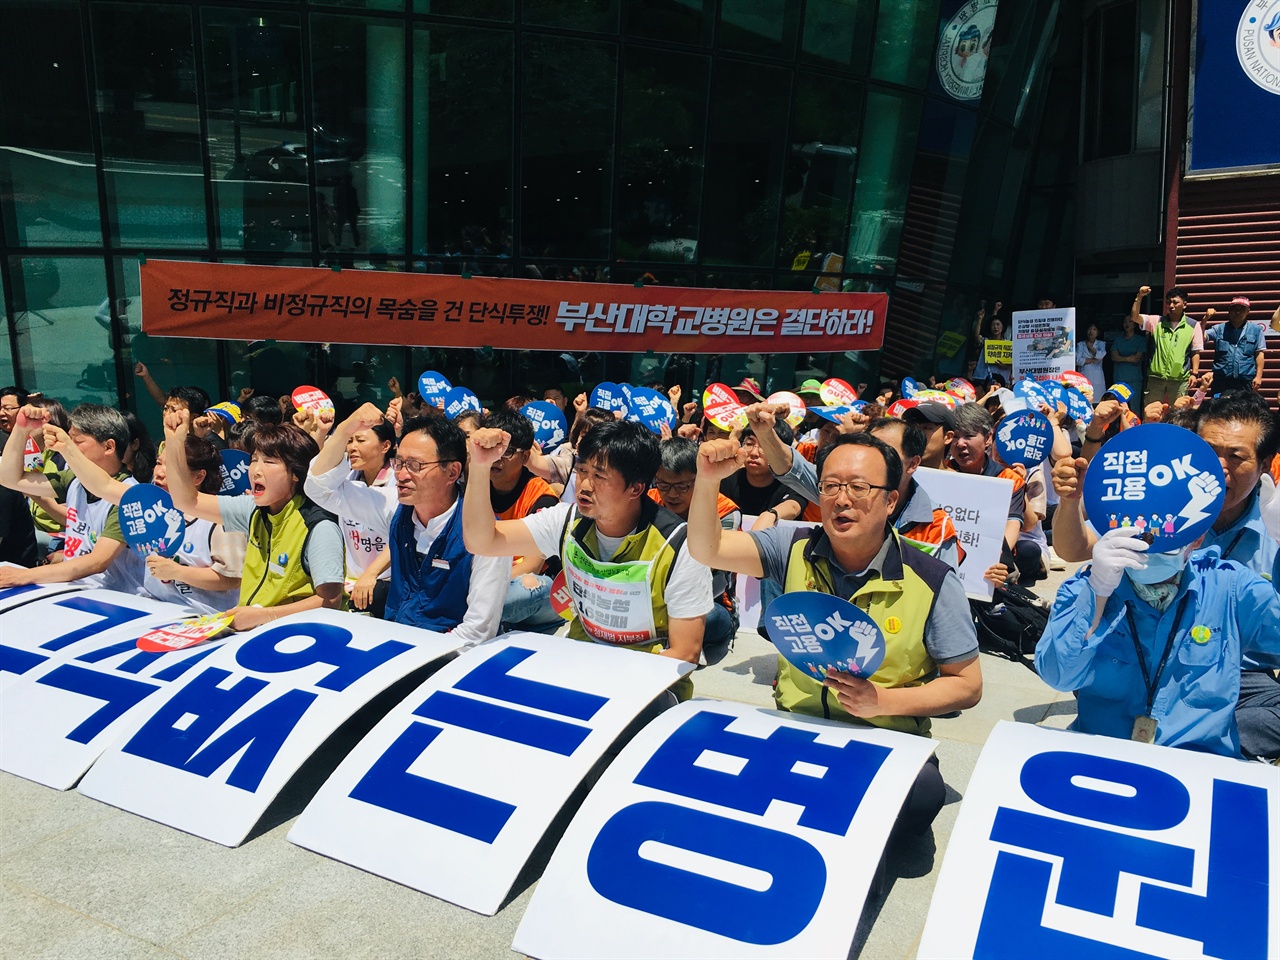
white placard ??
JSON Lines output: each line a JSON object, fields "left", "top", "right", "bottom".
{"left": 1012, "top": 307, "right": 1077, "bottom": 381}
{"left": 735, "top": 517, "right": 819, "bottom": 630}
{"left": 0, "top": 594, "right": 231, "bottom": 790}
{"left": 514, "top": 699, "right": 937, "bottom": 960}
{"left": 77, "top": 609, "right": 463, "bottom": 846}
{"left": 0, "top": 570, "right": 84, "bottom": 613}
{"left": 919, "top": 721, "right": 1279, "bottom": 960}
{"left": 913, "top": 467, "right": 1014, "bottom": 601}
{"left": 0, "top": 589, "right": 180, "bottom": 694}
{"left": 288, "top": 633, "right": 692, "bottom": 916}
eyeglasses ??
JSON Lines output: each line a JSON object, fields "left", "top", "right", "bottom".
{"left": 817, "top": 479, "right": 892, "bottom": 500}
{"left": 653, "top": 480, "right": 694, "bottom": 495}
{"left": 391, "top": 456, "right": 456, "bottom": 473}
{"left": 0, "top": 404, "right": 20, "bottom": 413}
{"left": 497, "top": 448, "right": 529, "bottom": 462}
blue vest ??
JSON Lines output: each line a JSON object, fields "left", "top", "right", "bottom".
{"left": 385, "top": 497, "right": 473, "bottom": 631}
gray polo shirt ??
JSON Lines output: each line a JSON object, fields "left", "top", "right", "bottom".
{"left": 749, "top": 524, "right": 978, "bottom": 666}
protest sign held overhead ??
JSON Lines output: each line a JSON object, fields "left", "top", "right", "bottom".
{"left": 915, "top": 467, "right": 1015, "bottom": 602}
{"left": 118, "top": 485, "right": 186, "bottom": 558}
{"left": 701, "top": 382, "right": 747, "bottom": 430}
{"left": 1064, "top": 385, "right": 1093, "bottom": 426}
{"left": 994, "top": 410, "right": 1054, "bottom": 468}
{"left": 442, "top": 386, "right": 481, "bottom": 420}
{"left": 589, "top": 381, "right": 629, "bottom": 414}
{"left": 1012, "top": 308, "right": 1076, "bottom": 381}
{"left": 520, "top": 401, "right": 568, "bottom": 449}
{"left": 1082, "top": 424, "right": 1226, "bottom": 550}
{"left": 416, "top": 370, "right": 452, "bottom": 405}
{"left": 291, "top": 385, "right": 334, "bottom": 415}
{"left": 219, "top": 450, "right": 250, "bottom": 495}
{"left": 819, "top": 378, "right": 858, "bottom": 406}
{"left": 983, "top": 339, "right": 1012, "bottom": 365}
{"left": 766, "top": 391, "right": 807, "bottom": 428}
{"left": 625, "top": 387, "right": 677, "bottom": 435}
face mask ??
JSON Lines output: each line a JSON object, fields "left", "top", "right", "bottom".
{"left": 1127, "top": 547, "right": 1190, "bottom": 584}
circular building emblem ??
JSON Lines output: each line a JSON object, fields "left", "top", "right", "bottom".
{"left": 1237, "top": 0, "right": 1280, "bottom": 95}
{"left": 936, "top": 0, "right": 999, "bottom": 101}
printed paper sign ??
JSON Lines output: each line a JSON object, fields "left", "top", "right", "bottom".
{"left": 118, "top": 484, "right": 186, "bottom": 558}
{"left": 288, "top": 634, "right": 692, "bottom": 915}
{"left": 416, "top": 370, "right": 452, "bottom": 405}
{"left": 443, "top": 386, "right": 481, "bottom": 420}
{"left": 763, "top": 592, "right": 886, "bottom": 680}
{"left": 0, "top": 591, "right": 228, "bottom": 790}
{"left": 520, "top": 400, "right": 568, "bottom": 449}
{"left": 766, "top": 391, "right": 807, "bottom": 428}
{"left": 994, "top": 410, "right": 1054, "bottom": 467}
{"left": 702, "top": 382, "right": 747, "bottom": 430}
{"left": 918, "top": 721, "right": 1279, "bottom": 960}
{"left": 548, "top": 569, "right": 575, "bottom": 620}
{"left": 819, "top": 378, "right": 858, "bottom": 406}
{"left": 290, "top": 385, "right": 333, "bottom": 414}
{"left": 136, "top": 613, "right": 235, "bottom": 652}
{"left": 513, "top": 700, "right": 938, "bottom": 960}
{"left": 1059, "top": 369, "right": 1094, "bottom": 399}
{"left": 77, "top": 609, "right": 464, "bottom": 846}
{"left": 1064, "top": 385, "right": 1094, "bottom": 426}
{"left": 915, "top": 467, "right": 1014, "bottom": 601}
{"left": 219, "top": 450, "right": 250, "bottom": 495}
{"left": 900, "top": 377, "right": 920, "bottom": 398}
{"left": 22, "top": 436, "right": 42, "bottom": 472}
{"left": 625, "top": 386, "right": 677, "bottom": 434}
{"left": 1083, "top": 424, "right": 1226, "bottom": 550}
{"left": 984, "top": 339, "right": 1013, "bottom": 365}
{"left": 1012, "top": 308, "right": 1077, "bottom": 381}
{"left": 589, "top": 381, "right": 629, "bottom": 414}
{"left": 886, "top": 398, "right": 919, "bottom": 418}
{"left": 561, "top": 540, "right": 657, "bottom": 645}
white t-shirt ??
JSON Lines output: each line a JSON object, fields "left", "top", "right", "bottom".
{"left": 522, "top": 502, "right": 713, "bottom": 620}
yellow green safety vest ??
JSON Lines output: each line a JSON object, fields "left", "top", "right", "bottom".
{"left": 239, "top": 495, "right": 321, "bottom": 609}
{"left": 776, "top": 527, "right": 943, "bottom": 736}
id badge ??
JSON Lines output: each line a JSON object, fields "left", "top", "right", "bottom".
{"left": 1131, "top": 715, "right": 1158, "bottom": 743}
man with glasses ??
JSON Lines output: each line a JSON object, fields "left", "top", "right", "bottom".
{"left": 464, "top": 419, "right": 712, "bottom": 701}
{"left": 305, "top": 401, "right": 507, "bottom": 639}
{"left": 0, "top": 387, "right": 27, "bottom": 441}
{"left": 1131, "top": 285, "right": 1205, "bottom": 407}
{"left": 649, "top": 437, "right": 741, "bottom": 663}
{"left": 688, "top": 432, "right": 981, "bottom": 834}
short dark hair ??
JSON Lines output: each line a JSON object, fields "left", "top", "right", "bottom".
{"left": 741, "top": 418, "right": 795, "bottom": 446}
{"left": 452, "top": 409, "right": 483, "bottom": 431}
{"left": 245, "top": 394, "right": 283, "bottom": 425}
{"left": 1198, "top": 390, "right": 1279, "bottom": 462}
{"left": 867, "top": 416, "right": 926, "bottom": 461}
{"left": 166, "top": 385, "right": 211, "bottom": 413}
{"left": 576, "top": 419, "right": 661, "bottom": 489}
{"left": 1167, "top": 286, "right": 1189, "bottom": 302}
{"left": 0, "top": 386, "right": 27, "bottom": 404}
{"left": 246, "top": 423, "right": 319, "bottom": 488}
{"left": 815, "top": 433, "right": 903, "bottom": 493}
{"left": 483, "top": 409, "right": 535, "bottom": 452}
{"left": 183, "top": 434, "right": 224, "bottom": 495}
{"left": 401, "top": 415, "right": 467, "bottom": 466}
{"left": 569, "top": 407, "right": 614, "bottom": 447}
{"left": 69, "top": 404, "right": 130, "bottom": 459}
{"left": 658, "top": 437, "right": 698, "bottom": 475}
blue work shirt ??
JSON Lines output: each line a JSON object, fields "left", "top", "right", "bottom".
{"left": 1035, "top": 547, "right": 1280, "bottom": 757}
{"left": 1204, "top": 320, "right": 1266, "bottom": 379}
{"left": 1202, "top": 485, "right": 1277, "bottom": 670}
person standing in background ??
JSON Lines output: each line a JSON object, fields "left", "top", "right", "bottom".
{"left": 1109, "top": 314, "right": 1146, "bottom": 395}
{"left": 1132, "top": 285, "right": 1203, "bottom": 407}
{"left": 1076, "top": 323, "right": 1108, "bottom": 398}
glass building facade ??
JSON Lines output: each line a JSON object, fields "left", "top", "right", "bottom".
{"left": 0, "top": 0, "right": 1078, "bottom": 434}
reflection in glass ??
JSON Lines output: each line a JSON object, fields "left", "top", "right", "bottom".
{"left": 0, "top": 273, "right": 14, "bottom": 388}
{"left": 91, "top": 4, "right": 208, "bottom": 249}
{"left": 312, "top": 15, "right": 406, "bottom": 256}
{"left": 617, "top": 47, "right": 708, "bottom": 266}
{"left": 412, "top": 26, "right": 513, "bottom": 267}
{"left": 719, "top": 0, "right": 799, "bottom": 58}
{"left": 845, "top": 89, "right": 922, "bottom": 275}
{"left": 0, "top": 2, "right": 100, "bottom": 247}
{"left": 524, "top": 0, "right": 618, "bottom": 33}
{"left": 9, "top": 257, "right": 115, "bottom": 408}
{"left": 701, "top": 60, "right": 790, "bottom": 266}
{"left": 624, "top": 0, "right": 711, "bottom": 45}
{"left": 521, "top": 36, "right": 616, "bottom": 260}
{"left": 801, "top": 0, "right": 875, "bottom": 70}
{"left": 871, "top": 0, "right": 941, "bottom": 88}
{"left": 202, "top": 10, "right": 308, "bottom": 255}
{"left": 415, "top": 0, "right": 511, "bottom": 20}
{"left": 778, "top": 72, "right": 862, "bottom": 271}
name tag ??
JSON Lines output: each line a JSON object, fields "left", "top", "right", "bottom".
{"left": 431, "top": 558, "right": 451, "bottom": 571}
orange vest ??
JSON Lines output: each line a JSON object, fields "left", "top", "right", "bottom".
{"left": 496, "top": 475, "right": 556, "bottom": 521}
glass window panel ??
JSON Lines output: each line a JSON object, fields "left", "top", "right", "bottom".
{"left": 778, "top": 71, "right": 862, "bottom": 270}
{"left": 202, "top": 10, "right": 308, "bottom": 256}
{"left": 719, "top": 0, "right": 799, "bottom": 58}
{"left": 0, "top": 273, "right": 15, "bottom": 389}
{"left": 845, "top": 88, "right": 921, "bottom": 276}
{"left": 9, "top": 256, "right": 116, "bottom": 408}
{"left": 624, "top": 0, "right": 712, "bottom": 46}
{"left": 326, "top": 344, "right": 404, "bottom": 415}
{"left": 521, "top": 37, "right": 616, "bottom": 260}
{"left": 112, "top": 257, "right": 221, "bottom": 438}
{"left": 524, "top": 0, "right": 619, "bottom": 33}
{"left": 412, "top": 26, "right": 513, "bottom": 266}
{"left": 313, "top": 0, "right": 402, "bottom": 11}
{"left": 0, "top": 2, "right": 101, "bottom": 247}
{"left": 90, "top": 4, "right": 207, "bottom": 250}
{"left": 617, "top": 47, "right": 708, "bottom": 266}
{"left": 1135, "top": 0, "right": 1165, "bottom": 150}
{"left": 312, "top": 15, "right": 406, "bottom": 256}
{"left": 224, "top": 340, "right": 320, "bottom": 405}
{"left": 414, "top": 0, "right": 511, "bottom": 21}
{"left": 870, "top": 0, "right": 940, "bottom": 88}
{"left": 701, "top": 60, "right": 790, "bottom": 267}
{"left": 801, "top": 0, "right": 875, "bottom": 71}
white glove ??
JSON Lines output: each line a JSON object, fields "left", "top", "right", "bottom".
{"left": 1086, "top": 527, "right": 1149, "bottom": 599}
{"left": 1258, "top": 473, "right": 1280, "bottom": 543}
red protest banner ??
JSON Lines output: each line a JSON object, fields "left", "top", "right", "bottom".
{"left": 140, "top": 260, "right": 888, "bottom": 354}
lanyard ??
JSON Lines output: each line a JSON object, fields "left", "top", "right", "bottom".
{"left": 1219, "top": 528, "right": 1247, "bottom": 562}
{"left": 1124, "top": 591, "right": 1192, "bottom": 716}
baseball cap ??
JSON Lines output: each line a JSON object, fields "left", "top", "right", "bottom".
{"left": 796, "top": 378, "right": 824, "bottom": 398}
{"left": 1230, "top": 296, "right": 1251, "bottom": 308}
{"left": 902, "top": 402, "right": 957, "bottom": 431}
{"left": 732, "top": 377, "right": 764, "bottom": 402}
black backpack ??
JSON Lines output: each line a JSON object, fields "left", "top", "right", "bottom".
{"left": 971, "top": 581, "right": 1050, "bottom": 670}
